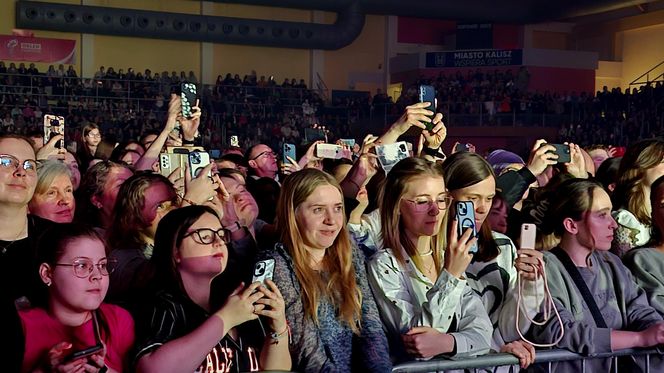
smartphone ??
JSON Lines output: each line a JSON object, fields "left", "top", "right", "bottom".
{"left": 166, "top": 146, "right": 205, "bottom": 154}
{"left": 43, "top": 114, "right": 65, "bottom": 149}
{"left": 230, "top": 135, "right": 239, "bottom": 148}
{"left": 520, "top": 223, "right": 537, "bottom": 250}
{"left": 340, "top": 139, "right": 356, "bottom": 148}
{"left": 65, "top": 344, "right": 103, "bottom": 363}
{"left": 455, "top": 143, "right": 470, "bottom": 153}
{"left": 188, "top": 151, "right": 211, "bottom": 178}
{"left": 181, "top": 82, "right": 197, "bottom": 119}
{"left": 316, "top": 144, "right": 343, "bottom": 159}
{"left": 551, "top": 144, "right": 571, "bottom": 164}
{"left": 252, "top": 259, "right": 275, "bottom": 284}
{"left": 159, "top": 153, "right": 187, "bottom": 179}
{"left": 305, "top": 128, "right": 326, "bottom": 142}
{"left": 375, "top": 141, "right": 409, "bottom": 173}
{"left": 283, "top": 143, "right": 296, "bottom": 164}
{"left": 418, "top": 85, "right": 436, "bottom": 131}
{"left": 455, "top": 201, "right": 478, "bottom": 254}
{"left": 209, "top": 149, "right": 221, "bottom": 159}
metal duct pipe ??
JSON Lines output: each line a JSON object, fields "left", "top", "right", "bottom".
{"left": 15, "top": 0, "right": 365, "bottom": 50}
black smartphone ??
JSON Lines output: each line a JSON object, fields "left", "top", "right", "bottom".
{"left": 181, "top": 82, "right": 197, "bottom": 119}
{"left": 65, "top": 344, "right": 103, "bottom": 362}
{"left": 455, "top": 201, "right": 478, "bottom": 254}
{"left": 455, "top": 143, "right": 470, "bottom": 153}
{"left": 545, "top": 143, "right": 571, "bottom": 164}
{"left": 418, "top": 85, "right": 436, "bottom": 131}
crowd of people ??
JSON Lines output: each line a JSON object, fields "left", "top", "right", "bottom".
{"left": 0, "top": 74, "right": 663, "bottom": 372}
{"left": 0, "top": 59, "right": 664, "bottom": 372}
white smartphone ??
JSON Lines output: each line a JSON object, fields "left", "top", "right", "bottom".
{"left": 230, "top": 135, "right": 239, "bottom": 147}
{"left": 252, "top": 259, "right": 275, "bottom": 284}
{"left": 315, "top": 144, "right": 344, "bottom": 159}
{"left": 520, "top": 223, "right": 537, "bottom": 250}
{"left": 375, "top": 141, "right": 409, "bottom": 173}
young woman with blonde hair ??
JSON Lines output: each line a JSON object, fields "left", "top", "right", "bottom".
{"left": 611, "top": 139, "right": 664, "bottom": 257}
{"left": 264, "top": 168, "right": 391, "bottom": 372}
{"left": 359, "top": 157, "right": 493, "bottom": 364}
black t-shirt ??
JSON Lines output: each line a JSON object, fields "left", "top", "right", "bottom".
{"left": 0, "top": 215, "right": 54, "bottom": 373}
{"left": 135, "top": 290, "right": 265, "bottom": 373}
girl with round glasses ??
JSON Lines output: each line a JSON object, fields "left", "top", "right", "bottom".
{"left": 359, "top": 157, "right": 492, "bottom": 363}
{"left": 134, "top": 206, "right": 290, "bottom": 373}
{"left": 20, "top": 223, "right": 134, "bottom": 373}
{"left": 442, "top": 152, "right": 543, "bottom": 368}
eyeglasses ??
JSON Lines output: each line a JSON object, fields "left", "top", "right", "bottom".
{"left": 184, "top": 228, "right": 231, "bottom": 245}
{"left": 0, "top": 154, "right": 37, "bottom": 174}
{"left": 402, "top": 195, "right": 453, "bottom": 213}
{"left": 250, "top": 151, "right": 276, "bottom": 161}
{"left": 53, "top": 257, "right": 117, "bottom": 278}
{"left": 87, "top": 133, "right": 102, "bottom": 138}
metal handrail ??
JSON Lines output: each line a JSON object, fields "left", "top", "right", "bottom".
{"left": 630, "top": 60, "right": 664, "bottom": 86}
{"left": 391, "top": 348, "right": 659, "bottom": 372}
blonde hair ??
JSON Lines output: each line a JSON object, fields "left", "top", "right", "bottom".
{"left": 613, "top": 139, "right": 664, "bottom": 225}
{"left": 276, "top": 169, "right": 362, "bottom": 333}
{"left": 35, "top": 160, "right": 72, "bottom": 195}
{"left": 379, "top": 158, "right": 447, "bottom": 273}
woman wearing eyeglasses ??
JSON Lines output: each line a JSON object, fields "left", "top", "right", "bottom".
{"left": 134, "top": 205, "right": 290, "bottom": 373}
{"left": 362, "top": 157, "right": 492, "bottom": 363}
{"left": 20, "top": 223, "right": 134, "bottom": 373}
{"left": 77, "top": 123, "right": 102, "bottom": 173}
{"left": 442, "top": 152, "right": 544, "bottom": 368}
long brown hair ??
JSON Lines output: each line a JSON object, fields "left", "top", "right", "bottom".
{"left": 442, "top": 152, "right": 499, "bottom": 262}
{"left": 613, "top": 139, "right": 664, "bottom": 225}
{"left": 378, "top": 157, "right": 447, "bottom": 273}
{"left": 649, "top": 175, "right": 664, "bottom": 247}
{"left": 275, "top": 169, "right": 362, "bottom": 333}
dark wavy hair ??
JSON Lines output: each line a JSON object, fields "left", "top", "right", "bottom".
{"left": 649, "top": 175, "right": 664, "bottom": 247}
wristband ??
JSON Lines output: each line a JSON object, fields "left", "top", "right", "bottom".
{"left": 182, "top": 197, "right": 197, "bottom": 206}
{"left": 422, "top": 146, "right": 446, "bottom": 159}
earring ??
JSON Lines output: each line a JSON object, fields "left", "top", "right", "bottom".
{"left": 46, "top": 281, "right": 51, "bottom": 287}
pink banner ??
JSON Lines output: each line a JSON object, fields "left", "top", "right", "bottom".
{"left": 0, "top": 35, "right": 76, "bottom": 64}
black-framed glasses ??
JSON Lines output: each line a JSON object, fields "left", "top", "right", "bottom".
{"left": 53, "top": 257, "right": 117, "bottom": 278}
{"left": 402, "top": 195, "right": 453, "bottom": 213}
{"left": 0, "top": 154, "right": 37, "bottom": 174}
{"left": 250, "top": 150, "right": 277, "bottom": 161}
{"left": 184, "top": 228, "right": 231, "bottom": 245}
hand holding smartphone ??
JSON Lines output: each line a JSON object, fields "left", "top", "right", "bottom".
{"left": 455, "top": 201, "right": 478, "bottom": 254}
{"left": 418, "top": 85, "right": 436, "bottom": 131}
{"left": 64, "top": 344, "right": 103, "bottom": 363}
{"left": 181, "top": 82, "right": 197, "bottom": 119}
{"left": 540, "top": 143, "right": 571, "bottom": 164}
{"left": 43, "top": 114, "right": 65, "bottom": 149}
{"left": 282, "top": 143, "right": 296, "bottom": 164}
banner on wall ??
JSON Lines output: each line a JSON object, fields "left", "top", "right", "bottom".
{"left": 425, "top": 49, "right": 522, "bottom": 68}
{"left": 0, "top": 35, "right": 76, "bottom": 64}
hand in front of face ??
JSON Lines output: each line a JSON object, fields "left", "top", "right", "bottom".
{"left": 444, "top": 218, "right": 477, "bottom": 279}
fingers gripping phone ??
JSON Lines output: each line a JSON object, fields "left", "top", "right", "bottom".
{"left": 43, "top": 114, "right": 65, "bottom": 149}
{"left": 455, "top": 201, "right": 478, "bottom": 254}
{"left": 541, "top": 143, "right": 571, "bottom": 164}
{"left": 315, "top": 144, "right": 344, "bottom": 159}
{"left": 65, "top": 344, "right": 103, "bottom": 363}
{"left": 252, "top": 259, "right": 275, "bottom": 284}
{"left": 283, "top": 143, "right": 296, "bottom": 164}
{"left": 375, "top": 141, "right": 409, "bottom": 173}
{"left": 181, "top": 82, "right": 197, "bottom": 119}
{"left": 418, "top": 85, "right": 436, "bottom": 131}
{"left": 455, "top": 143, "right": 471, "bottom": 153}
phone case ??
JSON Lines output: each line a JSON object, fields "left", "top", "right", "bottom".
{"left": 455, "top": 143, "right": 470, "bottom": 153}
{"left": 252, "top": 259, "right": 275, "bottom": 284}
{"left": 43, "top": 114, "right": 65, "bottom": 149}
{"left": 305, "top": 128, "right": 326, "bottom": 142}
{"left": 551, "top": 144, "right": 571, "bottom": 163}
{"left": 181, "top": 82, "right": 197, "bottom": 119}
{"left": 340, "top": 139, "right": 356, "bottom": 147}
{"left": 520, "top": 223, "right": 537, "bottom": 250}
{"left": 159, "top": 153, "right": 187, "bottom": 179}
{"left": 316, "top": 144, "right": 343, "bottom": 159}
{"left": 188, "top": 151, "right": 210, "bottom": 178}
{"left": 375, "top": 141, "right": 409, "bottom": 173}
{"left": 230, "top": 136, "right": 240, "bottom": 147}
{"left": 456, "top": 201, "right": 478, "bottom": 254}
{"left": 283, "top": 143, "right": 296, "bottom": 164}
{"left": 65, "top": 344, "right": 103, "bottom": 362}
{"left": 418, "top": 85, "right": 436, "bottom": 131}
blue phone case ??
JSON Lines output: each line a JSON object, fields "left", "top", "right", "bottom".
{"left": 455, "top": 201, "right": 478, "bottom": 254}
{"left": 283, "top": 143, "right": 296, "bottom": 164}
{"left": 418, "top": 85, "right": 436, "bottom": 130}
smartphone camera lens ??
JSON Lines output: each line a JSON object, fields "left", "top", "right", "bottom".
{"left": 50, "top": 119, "right": 59, "bottom": 126}
{"left": 190, "top": 152, "right": 201, "bottom": 164}
{"left": 399, "top": 145, "right": 406, "bottom": 152}
{"left": 255, "top": 262, "right": 265, "bottom": 276}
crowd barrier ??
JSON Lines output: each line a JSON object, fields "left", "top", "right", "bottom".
{"left": 391, "top": 348, "right": 660, "bottom": 373}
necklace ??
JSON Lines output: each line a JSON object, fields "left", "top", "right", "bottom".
{"left": 0, "top": 221, "right": 27, "bottom": 255}
{"left": 417, "top": 249, "right": 433, "bottom": 257}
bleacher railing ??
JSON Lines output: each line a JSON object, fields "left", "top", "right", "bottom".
{"left": 391, "top": 348, "right": 660, "bottom": 373}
